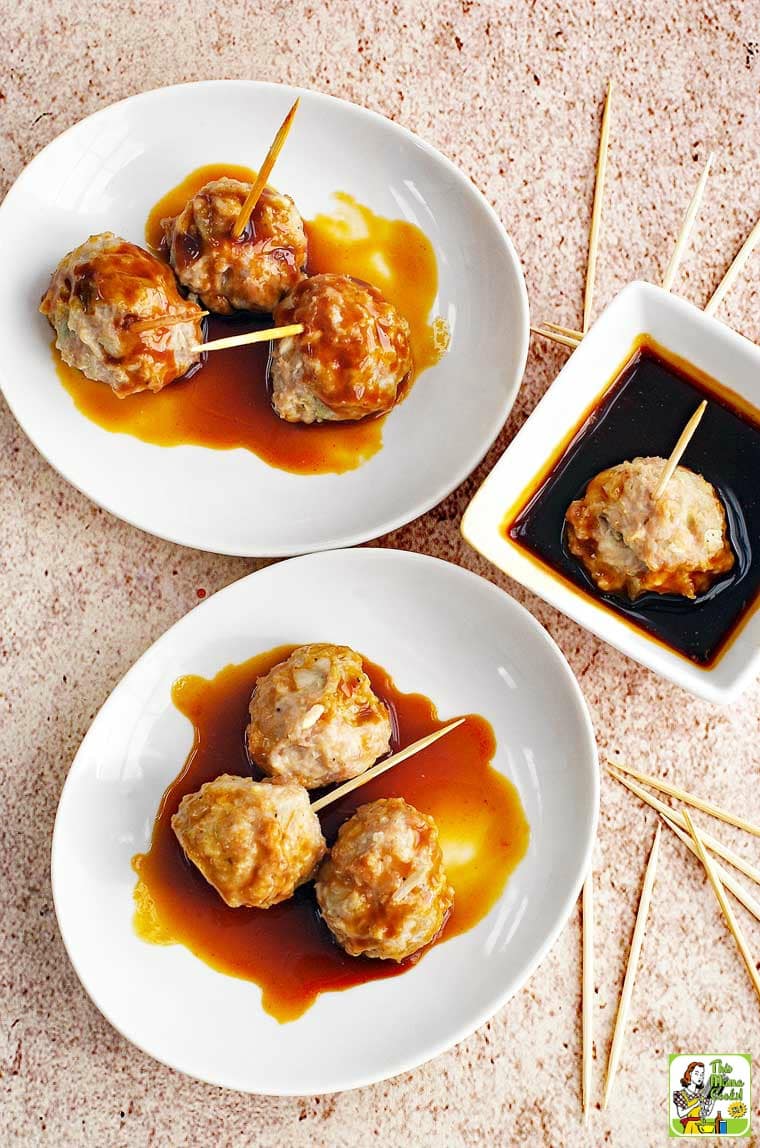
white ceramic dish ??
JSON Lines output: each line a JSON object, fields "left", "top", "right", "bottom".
{"left": 51, "top": 548, "right": 597, "bottom": 1094}
{"left": 0, "top": 81, "right": 528, "bottom": 557}
{"left": 462, "top": 281, "right": 760, "bottom": 704}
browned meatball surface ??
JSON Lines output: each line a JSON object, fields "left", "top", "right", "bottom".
{"left": 161, "top": 178, "right": 307, "bottom": 315}
{"left": 40, "top": 232, "right": 203, "bottom": 396}
{"left": 270, "top": 273, "right": 413, "bottom": 423}
{"left": 566, "top": 456, "right": 735, "bottom": 599}
{"left": 315, "top": 798, "right": 454, "bottom": 961}
{"left": 171, "top": 775, "right": 326, "bottom": 909}
{"left": 247, "top": 644, "right": 392, "bottom": 789}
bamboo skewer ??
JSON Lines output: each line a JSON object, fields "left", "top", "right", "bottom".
{"left": 193, "top": 323, "right": 304, "bottom": 354}
{"left": 610, "top": 760, "right": 760, "bottom": 838}
{"left": 661, "top": 153, "right": 714, "bottom": 292}
{"left": 310, "top": 719, "right": 465, "bottom": 813}
{"left": 654, "top": 400, "right": 708, "bottom": 499}
{"left": 602, "top": 824, "right": 661, "bottom": 1108}
{"left": 231, "top": 98, "right": 300, "bottom": 239}
{"left": 607, "top": 766, "right": 760, "bottom": 886}
{"left": 583, "top": 79, "right": 614, "bottom": 333}
{"left": 132, "top": 311, "right": 208, "bottom": 335}
{"left": 582, "top": 873, "right": 594, "bottom": 1120}
{"left": 658, "top": 809, "right": 760, "bottom": 923}
{"left": 682, "top": 810, "right": 760, "bottom": 1003}
{"left": 530, "top": 325, "right": 581, "bottom": 350}
{"left": 704, "top": 215, "right": 760, "bottom": 316}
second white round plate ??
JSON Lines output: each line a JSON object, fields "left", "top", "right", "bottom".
{"left": 0, "top": 81, "right": 528, "bottom": 556}
{"left": 52, "top": 548, "right": 597, "bottom": 1094}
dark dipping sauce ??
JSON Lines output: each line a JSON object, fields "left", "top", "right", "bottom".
{"left": 506, "top": 337, "right": 760, "bottom": 666}
{"left": 54, "top": 164, "right": 447, "bottom": 475}
{"left": 132, "top": 645, "right": 529, "bottom": 1023}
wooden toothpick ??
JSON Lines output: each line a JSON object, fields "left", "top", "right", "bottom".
{"left": 704, "top": 215, "right": 760, "bottom": 316}
{"left": 193, "top": 323, "right": 303, "bottom": 354}
{"left": 661, "top": 153, "right": 714, "bottom": 292}
{"left": 602, "top": 824, "right": 661, "bottom": 1108}
{"left": 310, "top": 719, "right": 465, "bottom": 813}
{"left": 583, "top": 79, "right": 614, "bottom": 333}
{"left": 654, "top": 400, "right": 707, "bottom": 499}
{"left": 231, "top": 98, "right": 300, "bottom": 239}
{"left": 610, "top": 760, "right": 760, "bottom": 838}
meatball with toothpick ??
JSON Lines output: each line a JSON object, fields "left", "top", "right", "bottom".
{"left": 171, "top": 775, "right": 326, "bottom": 909}
{"left": 40, "top": 233, "right": 204, "bottom": 396}
{"left": 270, "top": 273, "right": 413, "bottom": 423}
{"left": 566, "top": 456, "right": 734, "bottom": 599}
{"left": 161, "top": 178, "right": 307, "bottom": 315}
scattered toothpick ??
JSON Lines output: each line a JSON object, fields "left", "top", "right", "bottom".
{"left": 530, "top": 325, "right": 580, "bottom": 350}
{"left": 653, "top": 400, "right": 708, "bottom": 499}
{"left": 310, "top": 718, "right": 465, "bottom": 813}
{"left": 610, "top": 760, "right": 760, "bottom": 838}
{"left": 682, "top": 809, "right": 760, "bottom": 1003}
{"left": 657, "top": 809, "right": 760, "bottom": 924}
{"left": 543, "top": 321, "right": 584, "bottom": 342}
{"left": 231, "top": 98, "right": 300, "bottom": 240}
{"left": 602, "top": 824, "right": 661, "bottom": 1108}
{"left": 583, "top": 79, "right": 614, "bottom": 333}
{"left": 582, "top": 873, "right": 594, "bottom": 1120}
{"left": 607, "top": 765, "right": 760, "bottom": 887}
{"left": 704, "top": 215, "right": 760, "bottom": 316}
{"left": 193, "top": 323, "right": 303, "bottom": 354}
{"left": 661, "top": 153, "right": 714, "bottom": 292}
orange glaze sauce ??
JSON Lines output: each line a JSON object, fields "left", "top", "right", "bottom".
{"left": 132, "top": 645, "right": 530, "bottom": 1023}
{"left": 53, "top": 166, "right": 446, "bottom": 475}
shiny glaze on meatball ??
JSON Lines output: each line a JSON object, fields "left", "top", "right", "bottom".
{"left": 161, "top": 178, "right": 307, "bottom": 315}
{"left": 566, "top": 456, "right": 734, "bottom": 599}
{"left": 270, "top": 273, "right": 413, "bottom": 423}
{"left": 39, "top": 233, "right": 203, "bottom": 396}
{"left": 171, "top": 775, "right": 325, "bottom": 909}
{"left": 315, "top": 797, "right": 454, "bottom": 961}
{"left": 247, "top": 643, "right": 392, "bottom": 789}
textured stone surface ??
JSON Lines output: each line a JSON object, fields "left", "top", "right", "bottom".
{"left": 1, "top": 2, "right": 759, "bottom": 1145}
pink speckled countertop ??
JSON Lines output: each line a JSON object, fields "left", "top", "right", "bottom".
{"left": 1, "top": 3, "right": 759, "bottom": 1145}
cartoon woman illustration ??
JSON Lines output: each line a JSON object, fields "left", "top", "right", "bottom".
{"left": 673, "top": 1061, "right": 714, "bottom": 1134}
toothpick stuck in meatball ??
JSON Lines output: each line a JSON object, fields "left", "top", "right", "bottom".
{"left": 315, "top": 797, "right": 454, "bottom": 962}
{"left": 269, "top": 273, "right": 413, "bottom": 423}
{"left": 161, "top": 178, "right": 307, "bottom": 315}
{"left": 247, "top": 643, "right": 392, "bottom": 789}
{"left": 171, "top": 775, "right": 326, "bottom": 909}
{"left": 565, "top": 456, "right": 735, "bottom": 599}
{"left": 40, "top": 233, "right": 204, "bottom": 396}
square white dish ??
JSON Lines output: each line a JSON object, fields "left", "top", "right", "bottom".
{"left": 462, "top": 280, "right": 760, "bottom": 704}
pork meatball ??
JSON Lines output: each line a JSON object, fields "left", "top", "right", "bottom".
{"left": 247, "top": 644, "right": 392, "bottom": 789}
{"left": 566, "top": 456, "right": 734, "bottom": 599}
{"left": 171, "top": 775, "right": 325, "bottom": 909}
{"left": 315, "top": 798, "right": 454, "bottom": 961}
{"left": 40, "top": 233, "right": 203, "bottom": 396}
{"left": 161, "top": 178, "right": 307, "bottom": 315}
{"left": 270, "top": 273, "right": 413, "bottom": 423}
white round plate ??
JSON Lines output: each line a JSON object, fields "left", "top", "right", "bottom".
{"left": 0, "top": 81, "right": 528, "bottom": 557}
{"left": 52, "top": 548, "right": 597, "bottom": 1094}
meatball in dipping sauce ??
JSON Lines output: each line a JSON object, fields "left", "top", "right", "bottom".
{"left": 39, "top": 233, "right": 204, "bottom": 396}
{"left": 270, "top": 273, "right": 413, "bottom": 423}
{"left": 566, "top": 456, "right": 734, "bottom": 599}
{"left": 161, "top": 178, "right": 307, "bottom": 315}
{"left": 172, "top": 775, "right": 325, "bottom": 909}
{"left": 316, "top": 798, "right": 454, "bottom": 962}
{"left": 247, "top": 643, "right": 392, "bottom": 789}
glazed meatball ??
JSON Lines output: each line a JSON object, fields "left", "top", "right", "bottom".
{"left": 40, "top": 233, "right": 203, "bottom": 396}
{"left": 566, "top": 456, "right": 734, "bottom": 599}
{"left": 161, "top": 178, "right": 307, "bottom": 315}
{"left": 171, "top": 775, "right": 325, "bottom": 909}
{"left": 270, "top": 273, "right": 413, "bottom": 423}
{"left": 247, "top": 643, "right": 392, "bottom": 789}
{"left": 315, "top": 798, "right": 454, "bottom": 961}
